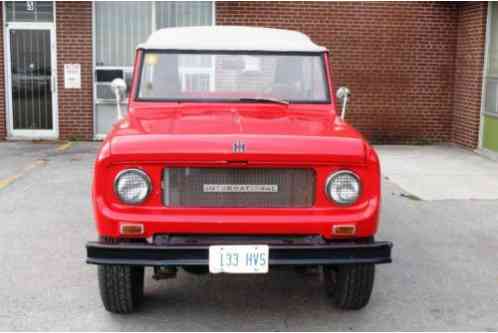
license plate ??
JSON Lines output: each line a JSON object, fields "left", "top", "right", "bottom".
{"left": 209, "top": 245, "right": 269, "bottom": 274}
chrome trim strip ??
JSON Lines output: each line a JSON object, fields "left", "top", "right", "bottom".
{"left": 163, "top": 168, "right": 170, "bottom": 206}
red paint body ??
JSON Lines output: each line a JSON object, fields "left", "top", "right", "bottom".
{"left": 92, "top": 51, "right": 381, "bottom": 240}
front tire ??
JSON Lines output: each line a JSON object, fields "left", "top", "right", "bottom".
{"left": 324, "top": 264, "right": 375, "bottom": 310}
{"left": 98, "top": 265, "right": 144, "bottom": 314}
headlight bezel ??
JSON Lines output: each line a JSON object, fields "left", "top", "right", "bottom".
{"left": 325, "top": 170, "right": 361, "bottom": 206}
{"left": 113, "top": 168, "right": 152, "bottom": 205}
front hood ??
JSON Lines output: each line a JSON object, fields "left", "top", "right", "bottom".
{"left": 108, "top": 104, "right": 367, "bottom": 164}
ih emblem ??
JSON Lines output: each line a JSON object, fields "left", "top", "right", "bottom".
{"left": 233, "top": 140, "right": 246, "bottom": 153}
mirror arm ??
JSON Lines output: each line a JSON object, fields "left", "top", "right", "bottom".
{"left": 340, "top": 95, "right": 349, "bottom": 120}
{"left": 111, "top": 78, "right": 127, "bottom": 121}
{"left": 336, "top": 86, "right": 351, "bottom": 121}
{"left": 114, "top": 90, "right": 123, "bottom": 120}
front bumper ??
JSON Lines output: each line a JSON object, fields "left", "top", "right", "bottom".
{"left": 86, "top": 238, "right": 392, "bottom": 267}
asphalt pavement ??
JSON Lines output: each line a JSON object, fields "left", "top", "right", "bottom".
{"left": 0, "top": 141, "right": 497, "bottom": 331}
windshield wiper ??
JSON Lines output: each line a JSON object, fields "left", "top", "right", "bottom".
{"left": 238, "top": 97, "right": 289, "bottom": 105}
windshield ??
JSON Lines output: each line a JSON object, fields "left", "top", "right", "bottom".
{"left": 137, "top": 51, "right": 330, "bottom": 103}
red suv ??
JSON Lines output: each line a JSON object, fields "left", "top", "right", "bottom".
{"left": 86, "top": 26, "right": 392, "bottom": 314}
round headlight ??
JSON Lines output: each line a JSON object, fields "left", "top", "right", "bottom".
{"left": 114, "top": 169, "right": 151, "bottom": 204}
{"left": 325, "top": 171, "right": 361, "bottom": 205}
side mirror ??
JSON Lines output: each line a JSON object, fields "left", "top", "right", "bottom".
{"left": 336, "top": 86, "right": 351, "bottom": 120}
{"left": 111, "top": 78, "right": 127, "bottom": 120}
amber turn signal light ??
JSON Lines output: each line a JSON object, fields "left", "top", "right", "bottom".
{"left": 120, "top": 223, "right": 144, "bottom": 235}
{"left": 332, "top": 224, "right": 356, "bottom": 236}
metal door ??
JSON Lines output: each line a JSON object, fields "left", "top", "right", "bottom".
{"left": 6, "top": 23, "right": 57, "bottom": 138}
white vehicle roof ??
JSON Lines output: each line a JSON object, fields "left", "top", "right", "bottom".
{"left": 138, "top": 26, "right": 327, "bottom": 53}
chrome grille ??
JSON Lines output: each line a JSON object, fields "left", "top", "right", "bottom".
{"left": 163, "top": 168, "right": 315, "bottom": 208}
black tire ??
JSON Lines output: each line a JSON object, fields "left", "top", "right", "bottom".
{"left": 324, "top": 264, "right": 375, "bottom": 310}
{"left": 98, "top": 265, "right": 144, "bottom": 314}
{"left": 323, "top": 266, "right": 337, "bottom": 296}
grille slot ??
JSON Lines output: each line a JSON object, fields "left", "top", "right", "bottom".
{"left": 163, "top": 167, "right": 315, "bottom": 208}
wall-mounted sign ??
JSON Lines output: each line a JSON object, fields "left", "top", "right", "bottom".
{"left": 26, "top": 1, "right": 34, "bottom": 11}
{"left": 64, "top": 64, "right": 81, "bottom": 89}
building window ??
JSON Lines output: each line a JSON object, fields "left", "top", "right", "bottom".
{"left": 156, "top": 2, "right": 213, "bottom": 28}
{"left": 485, "top": 3, "right": 498, "bottom": 116}
{"left": 95, "top": 2, "right": 153, "bottom": 68}
{"left": 5, "top": 1, "right": 54, "bottom": 23}
{"left": 94, "top": 1, "right": 214, "bottom": 136}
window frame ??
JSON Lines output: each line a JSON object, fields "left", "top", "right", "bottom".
{"left": 134, "top": 49, "right": 332, "bottom": 105}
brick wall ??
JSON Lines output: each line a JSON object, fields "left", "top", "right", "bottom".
{"left": 217, "top": 2, "right": 462, "bottom": 144}
{"left": 452, "top": 3, "right": 488, "bottom": 148}
{"left": 56, "top": 2, "right": 93, "bottom": 140}
{"left": 0, "top": 5, "right": 5, "bottom": 139}
{"left": 0, "top": 2, "right": 489, "bottom": 146}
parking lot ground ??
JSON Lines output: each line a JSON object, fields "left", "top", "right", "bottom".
{"left": 377, "top": 144, "right": 498, "bottom": 200}
{"left": 0, "top": 142, "right": 497, "bottom": 331}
